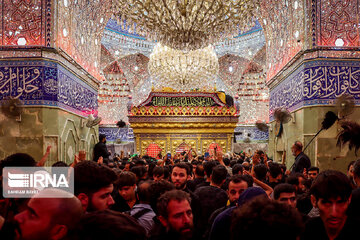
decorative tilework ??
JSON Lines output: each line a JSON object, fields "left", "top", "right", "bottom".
{"left": 316, "top": 0, "right": 360, "bottom": 47}
{"left": 58, "top": 65, "right": 97, "bottom": 116}
{"left": 99, "top": 127, "right": 134, "bottom": 142}
{"left": 0, "top": 0, "right": 52, "bottom": 46}
{"left": 270, "top": 59, "right": 360, "bottom": 120}
{"left": 0, "top": 60, "right": 57, "bottom": 103}
{"left": 234, "top": 125, "right": 269, "bottom": 141}
{"left": 105, "top": 18, "right": 144, "bottom": 39}
{"left": 0, "top": 60, "right": 97, "bottom": 116}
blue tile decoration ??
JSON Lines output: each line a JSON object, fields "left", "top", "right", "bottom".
{"left": 0, "top": 60, "right": 97, "bottom": 116}
{"left": 57, "top": 65, "right": 98, "bottom": 116}
{"left": 235, "top": 126, "right": 269, "bottom": 142}
{"left": 99, "top": 126, "right": 134, "bottom": 142}
{"left": 270, "top": 59, "right": 360, "bottom": 120}
{"left": 105, "top": 18, "right": 145, "bottom": 39}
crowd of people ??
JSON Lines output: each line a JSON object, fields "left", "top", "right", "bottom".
{"left": 0, "top": 136, "right": 359, "bottom": 240}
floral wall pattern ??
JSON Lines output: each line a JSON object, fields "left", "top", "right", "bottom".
{"left": 316, "top": 0, "right": 360, "bottom": 47}
{"left": 0, "top": 0, "right": 51, "bottom": 46}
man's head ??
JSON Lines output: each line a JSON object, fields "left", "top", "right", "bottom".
{"left": 286, "top": 173, "right": 306, "bottom": 194}
{"left": 253, "top": 164, "right": 268, "bottom": 182}
{"left": 149, "top": 180, "right": 175, "bottom": 214}
{"left": 291, "top": 141, "right": 303, "bottom": 156}
{"left": 194, "top": 164, "right": 205, "bottom": 178}
{"left": 171, "top": 163, "right": 190, "bottom": 190}
{"left": 157, "top": 190, "right": 193, "bottom": 239}
{"left": 273, "top": 183, "right": 297, "bottom": 208}
{"left": 14, "top": 189, "right": 83, "bottom": 240}
{"left": 74, "top": 161, "right": 117, "bottom": 211}
{"left": 242, "top": 161, "right": 250, "bottom": 171}
{"left": 232, "top": 164, "right": 243, "bottom": 175}
{"left": 0, "top": 153, "right": 36, "bottom": 174}
{"left": 99, "top": 134, "right": 106, "bottom": 143}
{"left": 116, "top": 171, "right": 137, "bottom": 202}
{"left": 153, "top": 166, "right": 165, "bottom": 181}
{"left": 227, "top": 175, "right": 249, "bottom": 205}
{"left": 123, "top": 162, "right": 132, "bottom": 172}
{"left": 130, "top": 166, "right": 148, "bottom": 182}
{"left": 223, "top": 158, "right": 230, "bottom": 167}
{"left": 252, "top": 153, "right": 260, "bottom": 165}
{"left": 256, "top": 150, "right": 265, "bottom": 159}
{"left": 210, "top": 165, "right": 227, "bottom": 187}
{"left": 67, "top": 209, "right": 146, "bottom": 240}
{"left": 307, "top": 166, "right": 319, "bottom": 180}
{"left": 231, "top": 197, "right": 303, "bottom": 240}
{"left": 191, "top": 160, "right": 199, "bottom": 173}
{"left": 310, "top": 170, "right": 352, "bottom": 233}
{"left": 268, "top": 162, "right": 282, "bottom": 183}
{"left": 137, "top": 180, "right": 152, "bottom": 204}
{"left": 203, "top": 161, "right": 217, "bottom": 179}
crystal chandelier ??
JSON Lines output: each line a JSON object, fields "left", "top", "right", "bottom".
{"left": 98, "top": 63, "right": 131, "bottom": 124}
{"left": 148, "top": 43, "right": 219, "bottom": 92}
{"left": 113, "top": 0, "right": 259, "bottom": 51}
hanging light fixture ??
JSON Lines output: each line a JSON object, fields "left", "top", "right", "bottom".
{"left": 113, "top": 0, "right": 259, "bottom": 51}
{"left": 148, "top": 43, "right": 219, "bottom": 92}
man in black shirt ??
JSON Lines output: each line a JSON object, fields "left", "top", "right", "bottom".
{"left": 93, "top": 134, "right": 110, "bottom": 163}
{"left": 194, "top": 165, "right": 228, "bottom": 238}
{"left": 302, "top": 170, "right": 358, "bottom": 240}
{"left": 291, "top": 141, "right": 311, "bottom": 173}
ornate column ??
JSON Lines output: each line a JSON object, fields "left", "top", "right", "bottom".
{"left": 262, "top": 0, "right": 360, "bottom": 171}
{"left": 0, "top": 0, "right": 111, "bottom": 164}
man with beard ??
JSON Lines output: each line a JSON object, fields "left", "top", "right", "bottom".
{"left": 151, "top": 190, "right": 194, "bottom": 240}
{"left": 170, "top": 163, "right": 200, "bottom": 232}
{"left": 74, "top": 161, "right": 117, "bottom": 212}
{"left": 171, "top": 163, "right": 191, "bottom": 191}
{"left": 8, "top": 189, "right": 83, "bottom": 240}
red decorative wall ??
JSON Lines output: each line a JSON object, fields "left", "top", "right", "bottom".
{"left": 316, "top": 0, "right": 360, "bottom": 47}
{"left": 0, "top": 0, "right": 51, "bottom": 46}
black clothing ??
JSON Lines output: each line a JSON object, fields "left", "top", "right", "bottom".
{"left": 292, "top": 152, "right": 311, "bottom": 173}
{"left": 111, "top": 191, "right": 135, "bottom": 212}
{"left": 205, "top": 204, "right": 234, "bottom": 240}
{"left": 150, "top": 222, "right": 196, "bottom": 240}
{"left": 182, "top": 186, "right": 201, "bottom": 238}
{"left": 93, "top": 141, "right": 110, "bottom": 162}
{"left": 194, "top": 185, "right": 228, "bottom": 238}
{"left": 195, "top": 181, "right": 210, "bottom": 189}
{"left": 268, "top": 181, "right": 280, "bottom": 189}
{"left": 302, "top": 216, "right": 359, "bottom": 240}
{"left": 187, "top": 178, "right": 205, "bottom": 192}
{"left": 347, "top": 188, "right": 360, "bottom": 218}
